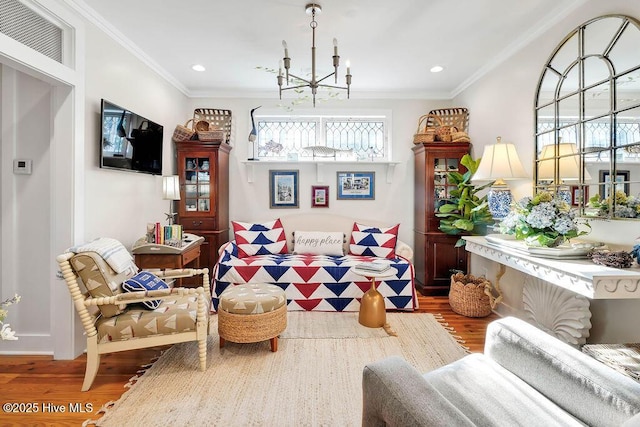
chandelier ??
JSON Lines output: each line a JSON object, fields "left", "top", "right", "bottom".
{"left": 278, "top": 3, "right": 352, "bottom": 107}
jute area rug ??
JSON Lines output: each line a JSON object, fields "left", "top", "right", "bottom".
{"left": 92, "top": 312, "right": 468, "bottom": 427}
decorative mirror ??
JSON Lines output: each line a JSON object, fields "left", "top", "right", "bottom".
{"left": 534, "top": 15, "right": 640, "bottom": 220}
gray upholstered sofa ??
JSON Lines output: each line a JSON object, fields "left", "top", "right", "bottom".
{"left": 362, "top": 316, "right": 640, "bottom": 427}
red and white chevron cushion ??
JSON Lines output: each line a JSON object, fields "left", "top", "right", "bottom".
{"left": 232, "top": 219, "right": 288, "bottom": 258}
{"left": 349, "top": 222, "right": 399, "bottom": 259}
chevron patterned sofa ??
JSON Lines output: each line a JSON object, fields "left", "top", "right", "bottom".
{"left": 212, "top": 213, "right": 417, "bottom": 312}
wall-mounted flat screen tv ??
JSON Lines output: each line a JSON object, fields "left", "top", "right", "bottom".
{"left": 100, "top": 99, "right": 163, "bottom": 175}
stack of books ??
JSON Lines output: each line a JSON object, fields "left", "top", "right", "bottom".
{"left": 147, "top": 223, "right": 184, "bottom": 247}
{"left": 355, "top": 262, "right": 391, "bottom": 273}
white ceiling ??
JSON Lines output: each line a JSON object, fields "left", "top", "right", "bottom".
{"left": 72, "top": 0, "right": 587, "bottom": 99}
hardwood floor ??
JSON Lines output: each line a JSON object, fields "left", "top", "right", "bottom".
{"left": 0, "top": 295, "right": 498, "bottom": 426}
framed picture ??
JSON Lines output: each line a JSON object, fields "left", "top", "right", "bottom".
{"left": 570, "top": 186, "right": 588, "bottom": 206}
{"left": 599, "top": 170, "right": 630, "bottom": 199}
{"left": 311, "top": 185, "right": 329, "bottom": 207}
{"left": 269, "top": 170, "right": 299, "bottom": 208}
{"left": 336, "top": 171, "right": 375, "bottom": 200}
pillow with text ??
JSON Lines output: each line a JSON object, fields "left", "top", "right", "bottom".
{"left": 293, "top": 231, "right": 344, "bottom": 256}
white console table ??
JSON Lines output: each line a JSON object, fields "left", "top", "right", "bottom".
{"left": 463, "top": 236, "right": 640, "bottom": 345}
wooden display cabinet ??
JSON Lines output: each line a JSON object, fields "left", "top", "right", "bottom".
{"left": 175, "top": 140, "right": 232, "bottom": 272}
{"left": 413, "top": 142, "right": 471, "bottom": 296}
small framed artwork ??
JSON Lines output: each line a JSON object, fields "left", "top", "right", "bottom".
{"left": 599, "top": 170, "right": 630, "bottom": 199}
{"left": 311, "top": 185, "right": 329, "bottom": 207}
{"left": 269, "top": 170, "right": 299, "bottom": 208}
{"left": 336, "top": 171, "right": 375, "bottom": 200}
{"left": 570, "top": 186, "right": 588, "bottom": 206}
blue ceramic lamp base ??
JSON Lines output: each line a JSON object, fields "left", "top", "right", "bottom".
{"left": 487, "top": 185, "right": 513, "bottom": 223}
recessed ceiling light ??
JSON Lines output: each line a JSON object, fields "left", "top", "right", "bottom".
{"left": 192, "top": 64, "right": 206, "bottom": 72}
{"left": 430, "top": 65, "right": 444, "bottom": 73}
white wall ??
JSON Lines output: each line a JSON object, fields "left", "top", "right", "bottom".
{"left": 0, "top": 6, "right": 188, "bottom": 356}
{"left": 185, "top": 97, "right": 449, "bottom": 247}
{"left": 0, "top": 69, "right": 53, "bottom": 352}
{"left": 455, "top": 0, "right": 640, "bottom": 342}
{"left": 83, "top": 23, "right": 189, "bottom": 249}
{"left": 454, "top": 0, "right": 640, "bottom": 247}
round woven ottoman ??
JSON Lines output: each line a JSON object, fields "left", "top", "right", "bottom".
{"left": 218, "top": 283, "right": 287, "bottom": 352}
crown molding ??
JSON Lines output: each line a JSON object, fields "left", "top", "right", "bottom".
{"left": 187, "top": 88, "right": 453, "bottom": 100}
{"left": 452, "top": 0, "right": 588, "bottom": 98}
{"left": 62, "top": 0, "right": 189, "bottom": 96}
{"left": 61, "top": 0, "right": 589, "bottom": 102}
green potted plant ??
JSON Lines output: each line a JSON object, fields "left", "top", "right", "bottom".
{"left": 436, "top": 154, "right": 494, "bottom": 247}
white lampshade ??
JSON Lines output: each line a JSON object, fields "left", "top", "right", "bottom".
{"left": 473, "top": 137, "right": 528, "bottom": 183}
{"left": 162, "top": 175, "right": 180, "bottom": 200}
{"left": 538, "top": 143, "right": 591, "bottom": 181}
{"left": 472, "top": 137, "right": 528, "bottom": 221}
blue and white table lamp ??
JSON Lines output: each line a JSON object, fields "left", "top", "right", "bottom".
{"left": 537, "top": 142, "right": 590, "bottom": 204}
{"left": 473, "top": 137, "right": 528, "bottom": 223}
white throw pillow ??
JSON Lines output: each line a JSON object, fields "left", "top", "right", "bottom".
{"left": 293, "top": 231, "right": 344, "bottom": 256}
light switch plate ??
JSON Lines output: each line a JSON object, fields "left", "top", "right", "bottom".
{"left": 13, "top": 159, "right": 32, "bottom": 175}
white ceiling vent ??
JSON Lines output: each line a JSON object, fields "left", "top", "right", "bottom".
{"left": 0, "top": 0, "right": 63, "bottom": 63}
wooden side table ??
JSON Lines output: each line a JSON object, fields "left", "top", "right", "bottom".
{"left": 132, "top": 234, "right": 204, "bottom": 287}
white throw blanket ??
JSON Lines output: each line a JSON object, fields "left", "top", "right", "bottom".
{"left": 69, "top": 238, "right": 138, "bottom": 275}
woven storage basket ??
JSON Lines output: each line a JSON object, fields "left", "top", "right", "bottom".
{"left": 449, "top": 272, "right": 501, "bottom": 318}
{"left": 451, "top": 130, "right": 471, "bottom": 143}
{"left": 193, "top": 108, "right": 232, "bottom": 144}
{"left": 218, "top": 304, "right": 287, "bottom": 344}
{"left": 194, "top": 120, "right": 210, "bottom": 132}
{"left": 426, "top": 108, "right": 470, "bottom": 133}
{"left": 413, "top": 114, "right": 441, "bottom": 144}
{"left": 435, "top": 125, "right": 458, "bottom": 142}
{"left": 172, "top": 119, "right": 196, "bottom": 142}
{"left": 196, "top": 126, "right": 226, "bottom": 142}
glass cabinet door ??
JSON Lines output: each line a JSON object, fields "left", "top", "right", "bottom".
{"left": 183, "top": 156, "right": 211, "bottom": 212}
{"left": 434, "top": 157, "right": 460, "bottom": 209}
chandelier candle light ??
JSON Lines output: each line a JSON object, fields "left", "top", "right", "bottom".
{"left": 278, "top": 3, "right": 352, "bottom": 107}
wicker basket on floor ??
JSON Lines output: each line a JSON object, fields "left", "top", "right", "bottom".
{"left": 449, "top": 272, "right": 501, "bottom": 318}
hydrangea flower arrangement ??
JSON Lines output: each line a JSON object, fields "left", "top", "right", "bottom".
{"left": 588, "top": 191, "right": 640, "bottom": 218}
{"left": 499, "top": 192, "right": 590, "bottom": 247}
{"left": 0, "top": 294, "right": 20, "bottom": 341}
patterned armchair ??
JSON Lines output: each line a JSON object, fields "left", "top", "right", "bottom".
{"left": 57, "top": 244, "right": 211, "bottom": 391}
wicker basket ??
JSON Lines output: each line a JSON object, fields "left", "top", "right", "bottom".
{"left": 449, "top": 272, "right": 501, "bottom": 318}
{"left": 426, "top": 108, "right": 469, "bottom": 133}
{"left": 435, "top": 125, "right": 458, "bottom": 142}
{"left": 451, "top": 130, "right": 471, "bottom": 143}
{"left": 193, "top": 108, "right": 232, "bottom": 144}
{"left": 196, "top": 126, "right": 226, "bottom": 142}
{"left": 194, "top": 120, "right": 210, "bottom": 132}
{"left": 413, "top": 114, "right": 441, "bottom": 144}
{"left": 172, "top": 119, "right": 196, "bottom": 142}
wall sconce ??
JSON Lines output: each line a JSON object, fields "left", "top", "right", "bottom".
{"left": 473, "top": 136, "right": 528, "bottom": 221}
{"left": 162, "top": 175, "right": 180, "bottom": 225}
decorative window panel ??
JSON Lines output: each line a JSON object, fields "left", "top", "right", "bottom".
{"left": 256, "top": 115, "right": 389, "bottom": 161}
